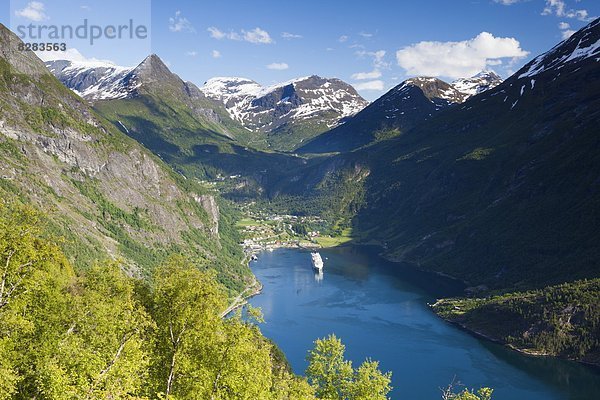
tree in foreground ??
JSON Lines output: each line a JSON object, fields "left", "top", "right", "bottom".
{"left": 441, "top": 381, "right": 494, "bottom": 400}
{"left": 306, "top": 334, "right": 392, "bottom": 399}
{"left": 0, "top": 201, "right": 493, "bottom": 399}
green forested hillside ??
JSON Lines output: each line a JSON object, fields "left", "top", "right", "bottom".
{"left": 433, "top": 279, "right": 600, "bottom": 365}
{"left": 0, "top": 24, "right": 248, "bottom": 293}
{"left": 2, "top": 202, "right": 498, "bottom": 400}
{"left": 337, "top": 21, "right": 600, "bottom": 291}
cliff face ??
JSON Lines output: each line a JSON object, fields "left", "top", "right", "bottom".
{"left": 0, "top": 24, "right": 246, "bottom": 290}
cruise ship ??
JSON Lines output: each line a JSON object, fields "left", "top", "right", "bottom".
{"left": 311, "top": 252, "right": 324, "bottom": 271}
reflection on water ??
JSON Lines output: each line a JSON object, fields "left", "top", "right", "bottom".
{"left": 314, "top": 270, "right": 323, "bottom": 282}
{"left": 248, "top": 246, "right": 600, "bottom": 400}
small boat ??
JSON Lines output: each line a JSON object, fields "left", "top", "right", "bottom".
{"left": 311, "top": 252, "right": 324, "bottom": 271}
{"left": 251, "top": 254, "right": 258, "bottom": 261}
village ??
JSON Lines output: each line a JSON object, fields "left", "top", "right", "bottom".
{"left": 235, "top": 204, "right": 324, "bottom": 258}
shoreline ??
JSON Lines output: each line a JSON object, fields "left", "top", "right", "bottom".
{"left": 434, "top": 311, "right": 600, "bottom": 369}
{"left": 237, "top": 238, "right": 600, "bottom": 370}
{"left": 221, "top": 279, "right": 263, "bottom": 318}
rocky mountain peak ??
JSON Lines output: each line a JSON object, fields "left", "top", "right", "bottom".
{"left": 402, "top": 77, "right": 463, "bottom": 104}
{"left": 133, "top": 54, "right": 175, "bottom": 83}
{"left": 452, "top": 70, "right": 503, "bottom": 99}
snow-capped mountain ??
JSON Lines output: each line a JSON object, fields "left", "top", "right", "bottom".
{"left": 479, "top": 17, "right": 600, "bottom": 113}
{"left": 518, "top": 18, "right": 600, "bottom": 80}
{"left": 299, "top": 71, "right": 504, "bottom": 153}
{"left": 45, "top": 54, "right": 199, "bottom": 102}
{"left": 200, "top": 75, "right": 369, "bottom": 134}
{"left": 45, "top": 59, "right": 136, "bottom": 100}
{"left": 451, "top": 71, "right": 503, "bottom": 100}
{"left": 389, "top": 71, "right": 503, "bottom": 109}
{"left": 45, "top": 57, "right": 369, "bottom": 151}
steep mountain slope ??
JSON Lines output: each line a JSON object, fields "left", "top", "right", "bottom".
{"left": 299, "top": 72, "right": 502, "bottom": 153}
{"left": 83, "top": 55, "right": 307, "bottom": 195}
{"left": 201, "top": 75, "right": 368, "bottom": 151}
{"left": 47, "top": 55, "right": 252, "bottom": 140}
{"left": 0, "top": 24, "right": 248, "bottom": 292}
{"left": 348, "top": 18, "right": 600, "bottom": 289}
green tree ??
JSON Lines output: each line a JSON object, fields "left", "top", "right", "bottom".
{"left": 306, "top": 334, "right": 354, "bottom": 399}
{"left": 36, "top": 263, "right": 152, "bottom": 399}
{"left": 0, "top": 203, "right": 73, "bottom": 399}
{"left": 272, "top": 369, "right": 316, "bottom": 400}
{"left": 347, "top": 360, "right": 392, "bottom": 400}
{"left": 205, "top": 314, "right": 274, "bottom": 399}
{"left": 306, "top": 334, "right": 391, "bottom": 400}
{"left": 149, "top": 255, "right": 229, "bottom": 398}
{"left": 441, "top": 383, "right": 493, "bottom": 400}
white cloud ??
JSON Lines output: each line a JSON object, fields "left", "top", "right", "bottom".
{"left": 494, "top": 0, "right": 521, "bottom": 5}
{"left": 282, "top": 32, "right": 302, "bottom": 39}
{"left": 169, "top": 11, "right": 195, "bottom": 33}
{"left": 243, "top": 28, "right": 273, "bottom": 44}
{"left": 542, "top": 0, "right": 594, "bottom": 21}
{"left": 338, "top": 35, "right": 349, "bottom": 43}
{"left": 356, "top": 50, "right": 389, "bottom": 69}
{"left": 558, "top": 21, "right": 571, "bottom": 29}
{"left": 352, "top": 50, "right": 389, "bottom": 81}
{"left": 15, "top": 1, "right": 48, "bottom": 21}
{"left": 208, "top": 27, "right": 273, "bottom": 44}
{"left": 266, "top": 62, "right": 289, "bottom": 70}
{"left": 351, "top": 70, "right": 382, "bottom": 80}
{"left": 396, "top": 32, "right": 529, "bottom": 79}
{"left": 353, "top": 80, "right": 384, "bottom": 91}
{"left": 359, "top": 31, "right": 374, "bottom": 38}
{"left": 208, "top": 27, "right": 229, "bottom": 40}
{"left": 542, "top": 0, "right": 567, "bottom": 16}
{"left": 558, "top": 21, "right": 577, "bottom": 39}
{"left": 212, "top": 50, "right": 221, "bottom": 58}
{"left": 186, "top": 51, "right": 198, "bottom": 57}
{"left": 35, "top": 47, "right": 116, "bottom": 64}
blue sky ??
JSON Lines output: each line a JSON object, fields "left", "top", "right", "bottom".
{"left": 2, "top": 0, "right": 599, "bottom": 100}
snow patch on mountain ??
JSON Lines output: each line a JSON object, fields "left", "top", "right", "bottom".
{"left": 452, "top": 71, "right": 503, "bottom": 98}
{"left": 200, "top": 75, "right": 368, "bottom": 132}
{"left": 396, "top": 71, "right": 502, "bottom": 106}
{"left": 519, "top": 18, "right": 600, "bottom": 79}
{"left": 45, "top": 59, "right": 136, "bottom": 100}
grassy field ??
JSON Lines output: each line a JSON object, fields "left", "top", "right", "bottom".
{"left": 235, "top": 218, "right": 260, "bottom": 228}
{"left": 314, "top": 228, "right": 353, "bottom": 247}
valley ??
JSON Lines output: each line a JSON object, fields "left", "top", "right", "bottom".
{"left": 35, "top": 17, "right": 600, "bottom": 367}
{"left": 1, "top": 5, "right": 600, "bottom": 398}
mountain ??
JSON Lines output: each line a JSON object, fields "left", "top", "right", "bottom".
{"left": 46, "top": 54, "right": 311, "bottom": 191}
{"left": 46, "top": 55, "right": 246, "bottom": 137}
{"left": 82, "top": 55, "right": 307, "bottom": 197}
{"left": 298, "top": 71, "right": 502, "bottom": 153}
{"left": 0, "top": 24, "right": 249, "bottom": 292}
{"left": 451, "top": 70, "right": 503, "bottom": 99}
{"left": 345, "top": 18, "right": 600, "bottom": 289}
{"left": 201, "top": 75, "right": 369, "bottom": 151}
{"left": 45, "top": 59, "right": 135, "bottom": 100}
{"left": 47, "top": 60, "right": 369, "bottom": 152}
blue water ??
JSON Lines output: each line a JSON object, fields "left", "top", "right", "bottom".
{"left": 248, "top": 246, "right": 600, "bottom": 400}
